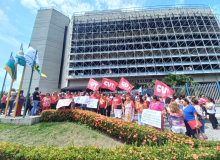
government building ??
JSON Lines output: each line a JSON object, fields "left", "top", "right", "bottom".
{"left": 22, "top": 5, "right": 220, "bottom": 93}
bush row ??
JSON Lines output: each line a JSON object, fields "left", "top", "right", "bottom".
{"left": 1, "top": 109, "right": 220, "bottom": 160}
{"left": 1, "top": 141, "right": 220, "bottom": 160}
{"left": 40, "top": 110, "right": 218, "bottom": 148}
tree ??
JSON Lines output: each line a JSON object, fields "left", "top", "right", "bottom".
{"left": 162, "top": 73, "right": 199, "bottom": 86}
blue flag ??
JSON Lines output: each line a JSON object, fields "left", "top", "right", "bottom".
{"left": 16, "top": 46, "right": 26, "bottom": 66}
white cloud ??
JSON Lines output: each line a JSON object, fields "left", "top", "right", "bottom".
{"left": 0, "top": 33, "right": 20, "bottom": 47}
{"left": 95, "top": 0, "right": 141, "bottom": 10}
{"left": 21, "top": 0, "right": 40, "bottom": 13}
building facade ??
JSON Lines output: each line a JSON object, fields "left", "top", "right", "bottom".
{"left": 23, "top": 5, "right": 220, "bottom": 93}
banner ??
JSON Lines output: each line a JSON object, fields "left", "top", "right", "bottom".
{"left": 101, "top": 78, "right": 117, "bottom": 91}
{"left": 78, "top": 96, "right": 89, "bottom": 104}
{"left": 87, "top": 78, "right": 101, "bottom": 92}
{"left": 154, "top": 79, "right": 174, "bottom": 98}
{"left": 87, "top": 99, "right": 98, "bottom": 108}
{"left": 141, "top": 109, "right": 161, "bottom": 128}
{"left": 73, "top": 97, "right": 80, "bottom": 103}
{"left": 56, "top": 99, "right": 72, "bottom": 109}
{"left": 118, "top": 77, "right": 134, "bottom": 93}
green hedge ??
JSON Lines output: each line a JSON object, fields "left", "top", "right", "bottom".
{"left": 0, "top": 109, "right": 220, "bottom": 160}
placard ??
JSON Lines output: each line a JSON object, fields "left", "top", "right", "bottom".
{"left": 78, "top": 96, "right": 89, "bottom": 104}
{"left": 141, "top": 109, "right": 161, "bottom": 128}
{"left": 73, "top": 97, "right": 80, "bottom": 103}
{"left": 56, "top": 99, "right": 72, "bottom": 109}
{"left": 87, "top": 99, "right": 98, "bottom": 108}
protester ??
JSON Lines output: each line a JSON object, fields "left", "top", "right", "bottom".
{"left": 169, "top": 102, "right": 186, "bottom": 134}
{"left": 42, "top": 93, "right": 51, "bottom": 111}
{"left": 159, "top": 96, "right": 165, "bottom": 106}
{"left": 191, "top": 99, "right": 205, "bottom": 133}
{"left": 99, "top": 94, "right": 106, "bottom": 115}
{"left": 89, "top": 92, "right": 98, "bottom": 112}
{"left": 180, "top": 98, "right": 200, "bottom": 138}
{"left": 106, "top": 94, "right": 112, "bottom": 117}
{"left": 51, "top": 91, "right": 58, "bottom": 110}
{"left": 149, "top": 95, "right": 165, "bottom": 130}
{"left": 0, "top": 93, "right": 7, "bottom": 115}
{"left": 142, "top": 96, "right": 149, "bottom": 108}
{"left": 164, "top": 97, "right": 172, "bottom": 131}
{"left": 110, "top": 93, "right": 114, "bottom": 99}
{"left": 146, "top": 93, "right": 151, "bottom": 102}
{"left": 199, "top": 94, "right": 207, "bottom": 119}
{"left": 172, "top": 95, "right": 179, "bottom": 105}
{"left": 25, "top": 93, "right": 33, "bottom": 115}
{"left": 112, "top": 93, "right": 123, "bottom": 119}
{"left": 64, "top": 91, "right": 73, "bottom": 109}
{"left": 96, "top": 91, "right": 101, "bottom": 99}
{"left": 7, "top": 88, "right": 16, "bottom": 116}
{"left": 29, "top": 87, "right": 40, "bottom": 116}
{"left": 123, "top": 96, "right": 135, "bottom": 122}
{"left": 203, "top": 97, "right": 218, "bottom": 130}
{"left": 135, "top": 95, "right": 145, "bottom": 125}
{"left": 16, "top": 90, "right": 25, "bottom": 116}
{"left": 122, "top": 94, "right": 126, "bottom": 104}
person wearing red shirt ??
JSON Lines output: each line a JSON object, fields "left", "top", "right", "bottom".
{"left": 99, "top": 94, "right": 107, "bottom": 116}
{"left": 64, "top": 91, "right": 73, "bottom": 109}
{"left": 112, "top": 93, "right": 123, "bottom": 119}
{"left": 89, "top": 92, "right": 98, "bottom": 112}
{"left": 0, "top": 93, "right": 8, "bottom": 115}
{"left": 51, "top": 91, "right": 58, "bottom": 110}
{"left": 96, "top": 91, "right": 101, "bottom": 99}
{"left": 106, "top": 94, "right": 112, "bottom": 117}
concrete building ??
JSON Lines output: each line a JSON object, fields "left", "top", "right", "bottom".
{"left": 23, "top": 5, "right": 220, "bottom": 93}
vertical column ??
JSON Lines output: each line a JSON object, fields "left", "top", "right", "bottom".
{"left": 185, "top": 83, "right": 190, "bottom": 96}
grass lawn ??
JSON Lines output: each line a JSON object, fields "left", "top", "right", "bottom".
{"left": 0, "top": 122, "right": 123, "bottom": 148}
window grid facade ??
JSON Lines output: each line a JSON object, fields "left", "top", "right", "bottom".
{"left": 67, "top": 5, "right": 220, "bottom": 79}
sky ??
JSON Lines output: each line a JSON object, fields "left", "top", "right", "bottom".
{"left": 0, "top": 0, "right": 220, "bottom": 91}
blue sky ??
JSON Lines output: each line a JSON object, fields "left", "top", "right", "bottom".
{"left": 0, "top": 0, "right": 219, "bottom": 91}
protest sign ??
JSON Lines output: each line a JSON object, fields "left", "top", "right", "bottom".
{"left": 87, "top": 99, "right": 98, "bottom": 108}
{"left": 118, "top": 77, "right": 134, "bottom": 93}
{"left": 56, "top": 99, "right": 72, "bottom": 109}
{"left": 73, "top": 97, "right": 80, "bottom": 103}
{"left": 79, "top": 96, "right": 89, "bottom": 104}
{"left": 141, "top": 109, "right": 161, "bottom": 128}
{"left": 154, "top": 79, "right": 174, "bottom": 98}
{"left": 101, "top": 78, "right": 118, "bottom": 91}
{"left": 87, "top": 78, "right": 101, "bottom": 92}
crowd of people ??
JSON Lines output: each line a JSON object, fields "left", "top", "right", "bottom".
{"left": 0, "top": 87, "right": 219, "bottom": 138}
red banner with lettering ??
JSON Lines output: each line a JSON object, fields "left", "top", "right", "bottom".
{"left": 87, "top": 78, "right": 101, "bottom": 92}
{"left": 101, "top": 78, "right": 118, "bottom": 91}
{"left": 154, "top": 79, "right": 174, "bottom": 98}
{"left": 118, "top": 77, "right": 134, "bottom": 93}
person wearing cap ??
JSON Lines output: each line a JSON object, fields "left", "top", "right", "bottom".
{"left": 0, "top": 93, "right": 8, "bottom": 115}
{"left": 112, "top": 93, "right": 123, "bottom": 119}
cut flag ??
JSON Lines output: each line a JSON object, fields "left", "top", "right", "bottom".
{"left": 101, "top": 78, "right": 117, "bottom": 91}
{"left": 118, "top": 77, "right": 134, "bottom": 93}
{"left": 16, "top": 45, "right": 26, "bottom": 66}
{"left": 87, "top": 78, "right": 101, "bottom": 92}
{"left": 154, "top": 80, "right": 174, "bottom": 98}
{"left": 3, "top": 55, "right": 17, "bottom": 81}
{"left": 24, "top": 47, "right": 47, "bottom": 77}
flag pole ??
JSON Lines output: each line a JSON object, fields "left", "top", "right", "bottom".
{"left": 0, "top": 52, "right": 13, "bottom": 108}
{"left": 4, "top": 62, "right": 17, "bottom": 117}
{"left": 23, "top": 51, "right": 37, "bottom": 118}
{"left": 13, "top": 65, "right": 26, "bottom": 118}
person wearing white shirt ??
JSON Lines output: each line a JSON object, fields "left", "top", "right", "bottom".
{"left": 204, "top": 97, "right": 218, "bottom": 130}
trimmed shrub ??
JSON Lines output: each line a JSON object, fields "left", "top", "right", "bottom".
{"left": 0, "top": 109, "right": 220, "bottom": 160}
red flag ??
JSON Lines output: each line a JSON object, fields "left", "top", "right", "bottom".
{"left": 87, "top": 78, "right": 101, "bottom": 92}
{"left": 118, "top": 77, "right": 134, "bottom": 93}
{"left": 154, "top": 79, "right": 174, "bottom": 98}
{"left": 101, "top": 78, "right": 118, "bottom": 91}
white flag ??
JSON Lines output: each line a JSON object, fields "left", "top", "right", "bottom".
{"left": 24, "top": 47, "right": 40, "bottom": 67}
